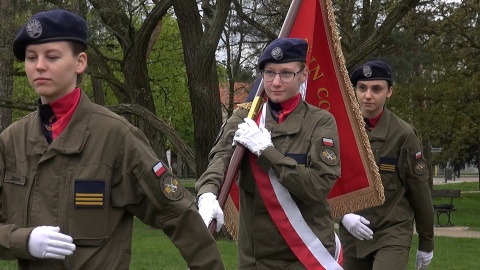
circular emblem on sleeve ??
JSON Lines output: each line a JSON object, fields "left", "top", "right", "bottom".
{"left": 320, "top": 147, "right": 338, "bottom": 166}
{"left": 414, "top": 159, "right": 426, "bottom": 175}
{"left": 160, "top": 175, "right": 184, "bottom": 201}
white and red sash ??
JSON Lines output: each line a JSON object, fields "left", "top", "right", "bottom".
{"left": 249, "top": 103, "right": 343, "bottom": 269}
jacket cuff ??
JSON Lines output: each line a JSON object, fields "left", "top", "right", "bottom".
{"left": 418, "top": 238, "right": 434, "bottom": 252}
{"left": 256, "top": 146, "right": 283, "bottom": 172}
{"left": 10, "top": 227, "right": 35, "bottom": 259}
{"left": 196, "top": 184, "right": 219, "bottom": 197}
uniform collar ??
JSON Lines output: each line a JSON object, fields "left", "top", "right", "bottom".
{"left": 27, "top": 90, "right": 91, "bottom": 156}
{"left": 367, "top": 108, "right": 391, "bottom": 140}
{"left": 264, "top": 98, "right": 306, "bottom": 137}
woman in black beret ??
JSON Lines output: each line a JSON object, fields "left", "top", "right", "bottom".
{"left": 339, "top": 60, "right": 434, "bottom": 270}
{"left": 196, "top": 38, "right": 343, "bottom": 269}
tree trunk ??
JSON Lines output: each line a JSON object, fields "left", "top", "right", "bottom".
{"left": 88, "top": 0, "right": 173, "bottom": 159}
{"left": 173, "top": 0, "right": 230, "bottom": 178}
{"left": 91, "top": 77, "right": 105, "bottom": 105}
{"left": 0, "top": 0, "right": 14, "bottom": 131}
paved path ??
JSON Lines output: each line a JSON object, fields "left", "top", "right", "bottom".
{"left": 432, "top": 175, "right": 479, "bottom": 185}
{"left": 430, "top": 226, "right": 480, "bottom": 239}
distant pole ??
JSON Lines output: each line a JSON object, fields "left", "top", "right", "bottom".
{"left": 444, "top": 166, "right": 447, "bottom": 183}
{"left": 166, "top": 149, "right": 172, "bottom": 172}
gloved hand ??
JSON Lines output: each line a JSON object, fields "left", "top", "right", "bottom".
{"left": 416, "top": 250, "right": 433, "bottom": 270}
{"left": 197, "top": 192, "right": 224, "bottom": 232}
{"left": 233, "top": 118, "right": 273, "bottom": 156}
{"left": 341, "top": 213, "right": 373, "bottom": 240}
{"left": 28, "top": 226, "right": 76, "bottom": 260}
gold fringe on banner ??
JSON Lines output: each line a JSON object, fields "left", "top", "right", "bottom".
{"left": 322, "top": 0, "right": 384, "bottom": 217}
{"left": 223, "top": 195, "right": 239, "bottom": 241}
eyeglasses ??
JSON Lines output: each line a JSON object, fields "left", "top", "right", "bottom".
{"left": 261, "top": 69, "right": 304, "bottom": 83}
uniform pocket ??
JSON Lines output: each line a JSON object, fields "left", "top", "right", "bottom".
{"left": 380, "top": 171, "right": 398, "bottom": 190}
{"left": 2, "top": 172, "right": 28, "bottom": 225}
{"left": 2, "top": 157, "right": 30, "bottom": 226}
{"left": 65, "top": 165, "right": 112, "bottom": 247}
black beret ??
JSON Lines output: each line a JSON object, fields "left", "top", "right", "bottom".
{"left": 258, "top": 38, "right": 307, "bottom": 70}
{"left": 350, "top": 60, "right": 393, "bottom": 86}
{"left": 13, "top": 9, "right": 87, "bottom": 61}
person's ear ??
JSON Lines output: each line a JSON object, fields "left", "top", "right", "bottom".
{"left": 386, "top": 86, "right": 393, "bottom": 98}
{"left": 300, "top": 67, "right": 309, "bottom": 83}
{"left": 76, "top": 52, "right": 87, "bottom": 74}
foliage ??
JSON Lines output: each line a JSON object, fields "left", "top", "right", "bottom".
{"left": 148, "top": 14, "right": 194, "bottom": 147}
{"left": 360, "top": 0, "right": 480, "bottom": 169}
{"left": 4, "top": 0, "right": 480, "bottom": 179}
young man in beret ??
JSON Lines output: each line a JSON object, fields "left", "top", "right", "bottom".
{"left": 196, "top": 37, "right": 343, "bottom": 269}
{"left": 0, "top": 9, "right": 224, "bottom": 269}
{"left": 339, "top": 60, "right": 434, "bottom": 270}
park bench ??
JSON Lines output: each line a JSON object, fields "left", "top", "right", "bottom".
{"left": 431, "top": 189, "right": 461, "bottom": 227}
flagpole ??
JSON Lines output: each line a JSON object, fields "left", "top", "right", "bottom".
{"left": 208, "top": 0, "right": 304, "bottom": 235}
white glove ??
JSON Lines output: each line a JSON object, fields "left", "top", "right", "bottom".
{"left": 198, "top": 193, "right": 224, "bottom": 232}
{"left": 341, "top": 213, "right": 373, "bottom": 240}
{"left": 28, "top": 226, "right": 76, "bottom": 260}
{"left": 416, "top": 250, "right": 433, "bottom": 270}
{"left": 233, "top": 118, "right": 273, "bottom": 156}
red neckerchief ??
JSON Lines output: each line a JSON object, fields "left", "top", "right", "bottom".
{"left": 39, "top": 88, "right": 81, "bottom": 143}
{"left": 268, "top": 93, "right": 301, "bottom": 124}
{"left": 365, "top": 109, "right": 384, "bottom": 131}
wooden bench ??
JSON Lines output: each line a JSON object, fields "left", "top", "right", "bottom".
{"left": 431, "top": 189, "right": 461, "bottom": 227}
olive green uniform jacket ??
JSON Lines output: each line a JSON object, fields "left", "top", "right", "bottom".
{"left": 339, "top": 108, "right": 434, "bottom": 258}
{"left": 0, "top": 91, "right": 224, "bottom": 270}
{"left": 196, "top": 100, "right": 341, "bottom": 269}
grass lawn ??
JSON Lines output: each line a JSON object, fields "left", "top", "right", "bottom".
{"left": 129, "top": 219, "right": 238, "bottom": 269}
{"left": 433, "top": 181, "right": 480, "bottom": 191}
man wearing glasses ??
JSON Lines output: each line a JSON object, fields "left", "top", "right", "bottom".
{"left": 196, "top": 38, "right": 343, "bottom": 269}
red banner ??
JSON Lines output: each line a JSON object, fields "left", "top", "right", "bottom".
{"left": 287, "top": 0, "right": 384, "bottom": 216}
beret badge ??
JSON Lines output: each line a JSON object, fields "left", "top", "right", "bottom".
{"left": 26, "top": 19, "right": 42, "bottom": 39}
{"left": 271, "top": 47, "right": 283, "bottom": 60}
{"left": 362, "top": 65, "right": 372, "bottom": 77}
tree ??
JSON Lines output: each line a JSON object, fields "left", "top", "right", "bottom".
{"left": 172, "top": 0, "right": 231, "bottom": 177}
{"left": 336, "top": 0, "right": 422, "bottom": 69}
{"left": 0, "top": 0, "right": 15, "bottom": 131}
{"left": 2, "top": 0, "right": 447, "bottom": 181}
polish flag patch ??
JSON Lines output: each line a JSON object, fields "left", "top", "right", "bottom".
{"left": 322, "top": 138, "right": 334, "bottom": 147}
{"left": 153, "top": 161, "right": 166, "bottom": 177}
{"left": 415, "top": 151, "right": 423, "bottom": 160}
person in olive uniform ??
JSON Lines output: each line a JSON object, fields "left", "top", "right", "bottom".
{"left": 339, "top": 60, "right": 434, "bottom": 270}
{"left": 196, "top": 38, "right": 343, "bottom": 269}
{"left": 0, "top": 9, "right": 224, "bottom": 270}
